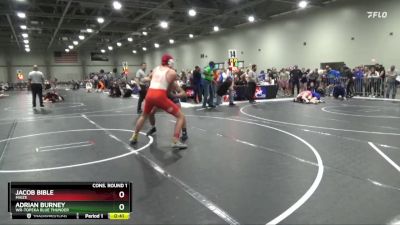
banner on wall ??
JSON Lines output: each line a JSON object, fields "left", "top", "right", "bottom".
{"left": 122, "top": 61, "right": 128, "bottom": 77}
{"left": 54, "top": 51, "right": 78, "bottom": 63}
{"left": 16, "top": 70, "right": 24, "bottom": 80}
{"left": 91, "top": 52, "right": 109, "bottom": 61}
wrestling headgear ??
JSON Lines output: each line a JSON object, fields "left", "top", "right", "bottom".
{"left": 161, "top": 54, "right": 174, "bottom": 67}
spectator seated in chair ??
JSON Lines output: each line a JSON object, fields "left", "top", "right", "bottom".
{"left": 97, "top": 79, "right": 106, "bottom": 92}
{"left": 0, "top": 82, "right": 9, "bottom": 91}
{"left": 120, "top": 82, "right": 137, "bottom": 98}
{"left": 72, "top": 80, "right": 80, "bottom": 90}
{"left": 0, "top": 84, "right": 9, "bottom": 97}
{"left": 121, "top": 82, "right": 133, "bottom": 98}
{"left": 44, "top": 80, "right": 52, "bottom": 90}
{"left": 109, "top": 81, "right": 122, "bottom": 98}
{"left": 130, "top": 80, "right": 140, "bottom": 94}
{"left": 86, "top": 80, "right": 93, "bottom": 93}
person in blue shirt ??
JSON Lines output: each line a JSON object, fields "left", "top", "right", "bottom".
{"left": 328, "top": 68, "right": 341, "bottom": 78}
{"left": 326, "top": 66, "right": 341, "bottom": 86}
{"left": 312, "top": 91, "right": 321, "bottom": 101}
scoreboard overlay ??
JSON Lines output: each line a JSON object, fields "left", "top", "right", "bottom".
{"left": 8, "top": 182, "right": 132, "bottom": 220}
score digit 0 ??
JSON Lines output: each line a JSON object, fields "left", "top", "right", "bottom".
{"left": 119, "top": 191, "right": 125, "bottom": 198}
{"left": 119, "top": 204, "right": 125, "bottom": 211}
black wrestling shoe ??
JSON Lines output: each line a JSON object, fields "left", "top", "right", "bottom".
{"left": 146, "top": 127, "right": 157, "bottom": 136}
{"left": 229, "top": 102, "right": 236, "bottom": 106}
{"left": 181, "top": 134, "right": 188, "bottom": 142}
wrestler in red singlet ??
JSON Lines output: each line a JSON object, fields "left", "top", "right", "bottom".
{"left": 129, "top": 54, "right": 188, "bottom": 149}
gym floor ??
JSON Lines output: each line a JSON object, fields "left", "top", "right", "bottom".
{"left": 0, "top": 90, "right": 399, "bottom": 225}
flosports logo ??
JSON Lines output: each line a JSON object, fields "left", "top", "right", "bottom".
{"left": 367, "top": 11, "right": 388, "bottom": 19}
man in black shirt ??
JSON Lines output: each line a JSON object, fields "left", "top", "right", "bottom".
{"left": 375, "top": 64, "right": 385, "bottom": 97}
{"left": 343, "top": 67, "right": 354, "bottom": 97}
{"left": 290, "top": 65, "right": 302, "bottom": 95}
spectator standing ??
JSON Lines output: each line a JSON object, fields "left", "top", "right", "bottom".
{"left": 290, "top": 65, "right": 302, "bottom": 95}
{"left": 320, "top": 69, "right": 328, "bottom": 90}
{"left": 135, "top": 63, "right": 148, "bottom": 113}
{"left": 93, "top": 74, "right": 99, "bottom": 90}
{"left": 246, "top": 64, "right": 258, "bottom": 103}
{"left": 215, "top": 70, "right": 225, "bottom": 106}
{"left": 376, "top": 64, "right": 385, "bottom": 97}
{"left": 386, "top": 65, "right": 398, "bottom": 99}
{"left": 227, "top": 68, "right": 236, "bottom": 106}
{"left": 186, "top": 70, "right": 193, "bottom": 86}
{"left": 363, "top": 67, "right": 370, "bottom": 96}
{"left": 343, "top": 67, "right": 354, "bottom": 97}
{"left": 192, "top": 66, "right": 202, "bottom": 104}
{"left": 368, "top": 66, "right": 380, "bottom": 97}
{"left": 202, "top": 61, "right": 216, "bottom": 108}
{"left": 53, "top": 78, "right": 58, "bottom": 89}
{"left": 279, "top": 68, "right": 290, "bottom": 96}
{"left": 300, "top": 72, "right": 308, "bottom": 91}
{"left": 308, "top": 68, "right": 319, "bottom": 91}
{"left": 180, "top": 70, "right": 187, "bottom": 86}
{"left": 103, "top": 73, "right": 109, "bottom": 89}
{"left": 354, "top": 67, "right": 364, "bottom": 96}
{"left": 269, "top": 68, "right": 278, "bottom": 84}
{"left": 235, "top": 70, "right": 247, "bottom": 86}
{"left": 327, "top": 67, "right": 341, "bottom": 84}
{"left": 258, "top": 70, "right": 266, "bottom": 82}
{"left": 212, "top": 69, "right": 219, "bottom": 102}
{"left": 28, "top": 65, "right": 45, "bottom": 108}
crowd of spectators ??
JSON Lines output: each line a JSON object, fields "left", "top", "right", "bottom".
{"left": 172, "top": 63, "right": 399, "bottom": 102}
{"left": 1, "top": 63, "right": 398, "bottom": 103}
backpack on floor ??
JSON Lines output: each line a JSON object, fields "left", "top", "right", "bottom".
{"left": 123, "top": 88, "right": 132, "bottom": 98}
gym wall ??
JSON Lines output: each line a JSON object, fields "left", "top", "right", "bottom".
{"left": 0, "top": 53, "right": 6, "bottom": 83}
{"left": 0, "top": 50, "right": 143, "bottom": 83}
{"left": 144, "top": 0, "right": 400, "bottom": 71}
